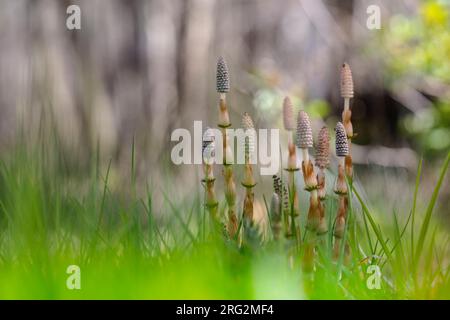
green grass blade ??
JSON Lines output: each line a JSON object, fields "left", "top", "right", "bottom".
{"left": 353, "top": 186, "right": 392, "bottom": 261}
{"left": 96, "top": 158, "right": 112, "bottom": 232}
{"left": 414, "top": 152, "right": 450, "bottom": 266}
{"left": 163, "top": 192, "right": 197, "bottom": 245}
{"left": 411, "top": 156, "right": 423, "bottom": 264}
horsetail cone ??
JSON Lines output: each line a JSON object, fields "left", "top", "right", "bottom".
{"left": 315, "top": 126, "right": 330, "bottom": 169}
{"left": 242, "top": 112, "right": 254, "bottom": 130}
{"left": 296, "top": 111, "right": 313, "bottom": 149}
{"left": 273, "top": 175, "right": 291, "bottom": 237}
{"left": 283, "top": 97, "right": 295, "bottom": 131}
{"left": 272, "top": 175, "right": 289, "bottom": 214}
{"left": 334, "top": 123, "right": 349, "bottom": 196}
{"left": 340, "top": 63, "right": 354, "bottom": 99}
{"left": 242, "top": 112, "right": 256, "bottom": 157}
{"left": 273, "top": 175, "right": 282, "bottom": 196}
{"left": 282, "top": 183, "right": 289, "bottom": 216}
{"left": 335, "top": 122, "right": 349, "bottom": 157}
{"left": 216, "top": 56, "right": 230, "bottom": 93}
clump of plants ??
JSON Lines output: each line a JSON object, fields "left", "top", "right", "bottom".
{"left": 199, "top": 57, "right": 450, "bottom": 295}
{"left": 204, "top": 59, "right": 357, "bottom": 265}
{"left": 216, "top": 57, "right": 238, "bottom": 238}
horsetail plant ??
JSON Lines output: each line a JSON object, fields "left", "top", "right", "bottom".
{"left": 333, "top": 122, "right": 349, "bottom": 259}
{"left": 296, "top": 110, "right": 320, "bottom": 271}
{"left": 315, "top": 126, "right": 330, "bottom": 235}
{"left": 202, "top": 127, "right": 219, "bottom": 223}
{"left": 296, "top": 110, "right": 320, "bottom": 232}
{"left": 241, "top": 112, "right": 260, "bottom": 249}
{"left": 216, "top": 57, "right": 237, "bottom": 238}
{"left": 340, "top": 63, "right": 354, "bottom": 180}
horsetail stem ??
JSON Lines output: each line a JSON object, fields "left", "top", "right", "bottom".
{"left": 241, "top": 112, "right": 256, "bottom": 223}
{"left": 333, "top": 122, "right": 349, "bottom": 259}
{"left": 296, "top": 111, "right": 314, "bottom": 150}
{"left": 340, "top": 62, "right": 354, "bottom": 179}
{"left": 202, "top": 128, "right": 218, "bottom": 221}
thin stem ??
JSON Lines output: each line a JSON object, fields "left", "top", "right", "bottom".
{"left": 311, "top": 189, "right": 318, "bottom": 204}
{"left": 301, "top": 148, "right": 309, "bottom": 163}
{"left": 344, "top": 98, "right": 350, "bottom": 112}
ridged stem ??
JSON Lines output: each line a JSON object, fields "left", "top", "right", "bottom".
{"left": 342, "top": 98, "right": 353, "bottom": 179}
{"left": 340, "top": 96, "right": 353, "bottom": 261}
{"left": 286, "top": 138, "right": 300, "bottom": 240}
{"left": 315, "top": 168, "right": 327, "bottom": 236}
{"left": 203, "top": 163, "right": 218, "bottom": 221}
{"left": 333, "top": 157, "right": 348, "bottom": 260}
{"left": 242, "top": 161, "right": 255, "bottom": 224}
{"left": 301, "top": 148, "right": 319, "bottom": 232}
{"left": 218, "top": 96, "right": 237, "bottom": 239}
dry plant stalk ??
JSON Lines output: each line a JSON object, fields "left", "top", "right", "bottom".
{"left": 216, "top": 57, "right": 237, "bottom": 238}
{"left": 315, "top": 126, "right": 330, "bottom": 235}
{"left": 283, "top": 97, "right": 300, "bottom": 220}
{"left": 340, "top": 63, "right": 354, "bottom": 180}
{"left": 296, "top": 110, "right": 320, "bottom": 232}
{"left": 333, "top": 122, "right": 349, "bottom": 259}
{"left": 202, "top": 128, "right": 218, "bottom": 221}
{"left": 241, "top": 112, "right": 256, "bottom": 224}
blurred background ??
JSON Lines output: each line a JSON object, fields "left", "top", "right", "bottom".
{"left": 0, "top": 0, "right": 449, "bottom": 215}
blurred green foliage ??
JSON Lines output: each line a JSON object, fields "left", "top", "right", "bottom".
{"left": 383, "top": 0, "right": 450, "bottom": 155}
{"left": 252, "top": 88, "right": 330, "bottom": 126}
{"left": 249, "top": 68, "right": 330, "bottom": 126}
